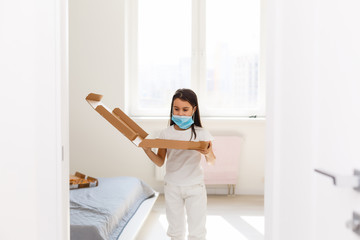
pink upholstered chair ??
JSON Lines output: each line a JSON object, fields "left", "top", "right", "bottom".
{"left": 201, "top": 136, "right": 242, "bottom": 195}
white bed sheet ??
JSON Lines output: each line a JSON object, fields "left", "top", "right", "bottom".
{"left": 70, "top": 176, "right": 155, "bottom": 240}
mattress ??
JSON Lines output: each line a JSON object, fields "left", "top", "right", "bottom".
{"left": 70, "top": 176, "right": 155, "bottom": 240}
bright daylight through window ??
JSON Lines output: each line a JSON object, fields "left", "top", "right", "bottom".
{"left": 129, "top": 0, "right": 262, "bottom": 117}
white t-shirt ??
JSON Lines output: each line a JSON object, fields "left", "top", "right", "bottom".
{"left": 158, "top": 125, "right": 214, "bottom": 186}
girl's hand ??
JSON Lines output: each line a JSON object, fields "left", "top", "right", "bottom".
{"left": 197, "top": 141, "right": 211, "bottom": 156}
{"left": 199, "top": 141, "right": 216, "bottom": 165}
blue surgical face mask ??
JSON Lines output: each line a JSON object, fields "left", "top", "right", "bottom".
{"left": 171, "top": 114, "right": 194, "bottom": 129}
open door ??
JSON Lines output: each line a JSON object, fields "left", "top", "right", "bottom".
{"left": 265, "top": 0, "right": 360, "bottom": 239}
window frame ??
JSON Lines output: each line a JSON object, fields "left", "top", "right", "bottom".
{"left": 125, "top": 0, "right": 265, "bottom": 118}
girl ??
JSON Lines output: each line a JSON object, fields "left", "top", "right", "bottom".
{"left": 142, "top": 88, "right": 216, "bottom": 240}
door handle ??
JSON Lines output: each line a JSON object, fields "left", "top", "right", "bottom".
{"left": 346, "top": 211, "right": 360, "bottom": 235}
{"left": 314, "top": 169, "right": 360, "bottom": 192}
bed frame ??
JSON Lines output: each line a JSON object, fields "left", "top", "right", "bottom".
{"left": 117, "top": 192, "right": 159, "bottom": 240}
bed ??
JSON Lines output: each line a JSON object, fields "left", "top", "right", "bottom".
{"left": 70, "top": 176, "right": 158, "bottom": 240}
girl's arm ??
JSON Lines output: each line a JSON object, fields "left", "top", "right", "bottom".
{"left": 142, "top": 147, "right": 167, "bottom": 167}
{"left": 197, "top": 141, "right": 216, "bottom": 165}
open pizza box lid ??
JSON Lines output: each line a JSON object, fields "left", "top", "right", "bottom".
{"left": 86, "top": 93, "right": 209, "bottom": 150}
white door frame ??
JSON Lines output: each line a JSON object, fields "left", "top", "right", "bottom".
{"left": 59, "top": 0, "right": 70, "bottom": 239}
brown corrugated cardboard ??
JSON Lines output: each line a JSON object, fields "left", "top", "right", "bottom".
{"left": 86, "top": 93, "right": 209, "bottom": 150}
{"left": 113, "top": 107, "right": 148, "bottom": 139}
{"left": 139, "top": 139, "right": 209, "bottom": 150}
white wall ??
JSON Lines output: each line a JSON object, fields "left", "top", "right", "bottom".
{"left": 69, "top": 0, "right": 265, "bottom": 195}
{"left": 0, "top": 0, "right": 68, "bottom": 240}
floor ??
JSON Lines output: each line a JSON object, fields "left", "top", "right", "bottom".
{"left": 136, "top": 194, "right": 264, "bottom": 240}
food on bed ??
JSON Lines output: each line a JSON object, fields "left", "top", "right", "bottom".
{"left": 69, "top": 171, "right": 98, "bottom": 190}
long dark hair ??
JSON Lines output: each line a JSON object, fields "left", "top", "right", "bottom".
{"left": 170, "top": 88, "right": 202, "bottom": 140}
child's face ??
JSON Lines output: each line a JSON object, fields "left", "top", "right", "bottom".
{"left": 173, "top": 98, "right": 196, "bottom": 116}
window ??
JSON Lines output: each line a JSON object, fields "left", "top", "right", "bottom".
{"left": 127, "top": 0, "right": 263, "bottom": 117}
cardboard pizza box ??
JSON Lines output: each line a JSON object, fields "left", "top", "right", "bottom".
{"left": 86, "top": 93, "right": 210, "bottom": 150}
{"left": 70, "top": 171, "right": 98, "bottom": 190}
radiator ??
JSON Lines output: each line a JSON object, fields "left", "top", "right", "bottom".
{"left": 201, "top": 136, "right": 242, "bottom": 195}
{"left": 155, "top": 136, "right": 242, "bottom": 195}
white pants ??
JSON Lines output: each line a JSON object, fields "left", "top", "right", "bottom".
{"left": 164, "top": 182, "right": 207, "bottom": 240}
